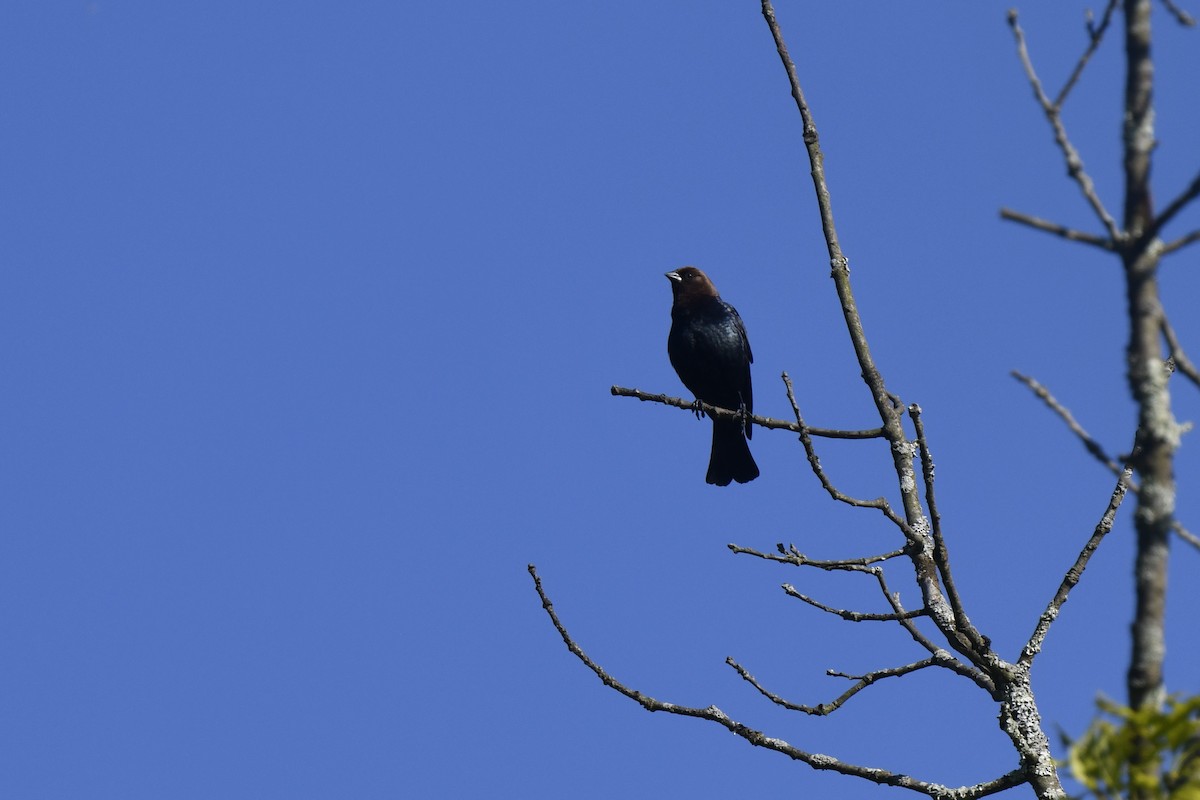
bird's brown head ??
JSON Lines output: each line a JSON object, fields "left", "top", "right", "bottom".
{"left": 665, "top": 266, "right": 719, "bottom": 307}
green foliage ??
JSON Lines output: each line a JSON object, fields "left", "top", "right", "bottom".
{"left": 1062, "top": 695, "right": 1200, "bottom": 800}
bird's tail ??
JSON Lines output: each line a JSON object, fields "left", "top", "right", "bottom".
{"left": 706, "top": 419, "right": 759, "bottom": 486}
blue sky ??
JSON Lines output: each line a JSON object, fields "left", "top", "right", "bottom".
{"left": 2, "top": 2, "right": 1199, "bottom": 798}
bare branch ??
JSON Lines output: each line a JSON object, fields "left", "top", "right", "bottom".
{"left": 763, "top": 1, "right": 976, "bottom": 673}
{"left": 529, "top": 564, "right": 1024, "bottom": 798}
{"left": 727, "top": 655, "right": 942, "bottom": 716}
{"left": 610, "top": 385, "right": 884, "bottom": 439}
{"left": 728, "top": 542, "right": 907, "bottom": 569}
{"left": 1148, "top": 169, "right": 1200, "bottom": 239}
{"left": 865, "top": 566, "right": 993, "bottom": 690}
{"left": 782, "top": 582, "right": 927, "bottom": 622}
{"left": 909, "top": 407, "right": 942, "bottom": 576}
{"left": 732, "top": 540, "right": 991, "bottom": 689}
{"left": 1006, "top": 10, "right": 1123, "bottom": 240}
{"left": 1160, "top": 0, "right": 1197, "bottom": 26}
{"left": 1054, "top": 0, "right": 1120, "bottom": 108}
{"left": 737, "top": 543, "right": 992, "bottom": 691}
{"left": 1013, "top": 370, "right": 1200, "bottom": 552}
{"left": 910, "top": 404, "right": 979, "bottom": 645}
{"left": 1161, "top": 228, "right": 1200, "bottom": 254}
{"left": 783, "top": 373, "right": 910, "bottom": 530}
{"left": 1019, "top": 466, "right": 1133, "bottom": 667}
{"left": 1012, "top": 371, "right": 1123, "bottom": 472}
{"left": 1174, "top": 524, "right": 1200, "bottom": 552}
{"left": 999, "top": 208, "right": 1115, "bottom": 250}
{"left": 759, "top": 1, "right": 915, "bottom": 460}
{"left": 1162, "top": 315, "right": 1200, "bottom": 390}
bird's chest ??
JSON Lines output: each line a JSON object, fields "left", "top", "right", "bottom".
{"left": 670, "top": 314, "right": 738, "bottom": 359}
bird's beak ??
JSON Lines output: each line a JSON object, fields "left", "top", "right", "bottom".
{"left": 665, "top": 271, "right": 682, "bottom": 282}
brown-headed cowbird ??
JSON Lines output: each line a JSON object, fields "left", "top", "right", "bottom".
{"left": 666, "top": 266, "right": 759, "bottom": 486}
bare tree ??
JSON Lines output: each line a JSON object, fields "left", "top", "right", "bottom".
{"left": 531, "top": 3, "right": 1199, "bottom": 798}
{"left": 1002, "top": 2, "right": 1198, "bottom": 796}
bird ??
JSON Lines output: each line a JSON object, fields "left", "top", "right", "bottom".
{"left": 665, "top": 266, "right": 759, "bottom": 486}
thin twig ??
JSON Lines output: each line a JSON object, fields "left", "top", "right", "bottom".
{"left": 869, "top": 570, "right": 937, "bottom": 650}
{"left": 1159, "top": 0, "right": 1197, "bottom": 27}
{"left": 1019, "top": 466, "right": 1133, "bottom": 667}
{"left": 1161, "top": 228, "right": 1200, "bottom": 255}
{"left": 734, "top": 542, "right": 988, "bottom": 688}
{"left": 728, "top": 542, "right": 907, "bottom": 569}
{"left": 864, "top": 567, "right": 994, "bottom": 691}
{"left": 611, "top": 385, "right": 884, "bottom": 439}
{"left": 1012, "top": 371, "right": 1121, "bottom": 471}
{"left": 782, "top": 582, "right": 928, "bottom": 622}
{"left": 1013, "top": 370, "right": 1200, "bottom": 553}
{"left": 759, "top": 2, "right": 912, "bottom": 446}
{"left": 999, "top": 208, "right": 1114, "bottom": 250}
{"left": 910, "top": 404, "right": 980, "bottom": 648}
{"left": 1054, "top": 0, "right": 1120, "bottom": 109}
{"left": 1174, "top": 524, "right": 1200, "bottom": 552}
{"left": 1162, "top": 316, "right": 1200, "bottom": 390}
{"left": 783, "top": 373, "right": 909, "bottom": 531}
{"left": 1006, "top": 10, "right": 1122, "bottom": 241}
{"left": 1148, "top": 169, "right": 1200, "bottom": 239}
{"left": 528, "top": 564, "right": 1025, "bottom": 798}
{"left": 727, "top": 655, "right": 942, "bottom": 716}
